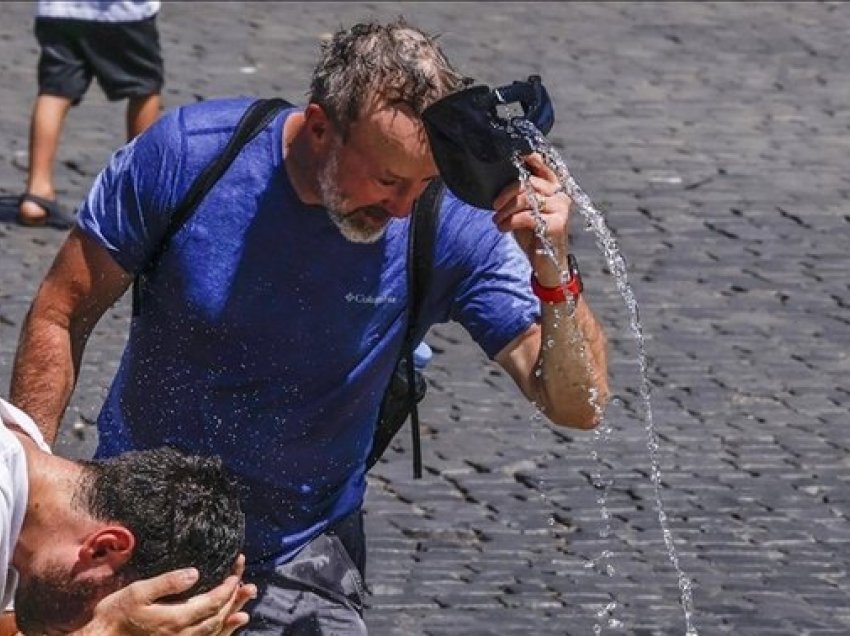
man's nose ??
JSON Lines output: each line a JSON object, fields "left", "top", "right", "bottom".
{"left": 384, "top": 183, "right": 428, "bottom": 219}
{"left": 383, "top": 185, "right": 424, "bottom": 218}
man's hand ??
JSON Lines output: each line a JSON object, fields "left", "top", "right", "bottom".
{"left": 73, "top": 555, "right": 257, "bottom": 636}
{"left": 491, "top": 152, "right": 572, "bottom": 285}
{"left": 491, "top": 152, "right": 610, "bottom": 429}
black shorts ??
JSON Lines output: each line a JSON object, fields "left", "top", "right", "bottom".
{"left": 34, "top": 16, "right": 164, "bottom": 104}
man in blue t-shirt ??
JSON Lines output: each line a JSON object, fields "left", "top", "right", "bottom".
{"left": 10, "top": 19, "right": 609, "bottom": 634}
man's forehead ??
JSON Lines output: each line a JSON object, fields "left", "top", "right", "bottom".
{"left": 348, "top": 102, "right": 437, "bottom": 173}
{"left": 353, "top": 101, "right": 424, "bottom": 142}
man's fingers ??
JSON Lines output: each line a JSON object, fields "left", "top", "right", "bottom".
{"left": 493, "top": 194, "right": 566, "bottom": 231}
{"left": 492, "top": 175, "right": 558, "bottom": 218}
{"left": 524, "top": 152, "right": 558, "bottom": 180}
{"left": 230, "top": 553, "right": 246, "bottom": 578}
{"left": 172, "top": 574, "right": 240, "bottom": 625}
{"left": 231, "top": 583, "right": 258, "bottom": 613}
{"left": 183, "top": 579, "right": 251, "bottom": 636}
{"left": 94, "top": 573, "right": 247, "bottom": 635}
{"left": 496, "top": 212, "right": 539, "bottom": 235}
{"left": 126, "top": 567, "right": 200, "bottom": 605}
{"left": 219, "top": 611, "right": 252, "bottom": 636}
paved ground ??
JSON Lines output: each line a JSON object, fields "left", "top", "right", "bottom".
{"left": 1, "top": 2, "right": 849, "bottom": 635}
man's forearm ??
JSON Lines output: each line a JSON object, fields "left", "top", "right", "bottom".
{"left": 9, "top": 228, "right": 132, "bottom": 444}
{"left": 534, "top": 297, "right": 609, "bottom": 428}
{"left": 9, "top": 308, "right": 82, "bottom": 444}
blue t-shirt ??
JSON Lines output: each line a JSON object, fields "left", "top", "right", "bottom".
{"left": 77, "top": 97, "right": 539, "bottom": 568}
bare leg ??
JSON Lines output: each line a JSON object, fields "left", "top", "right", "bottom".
{"left": 18, "top": 94, "right": 73, "bottom": 224}
{"left": 126, "top": 93, "right": 162, "bottom": 140}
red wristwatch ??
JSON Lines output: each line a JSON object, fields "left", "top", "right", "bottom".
{"left": 531, "top": 254, "right": 583, "bottom": 304}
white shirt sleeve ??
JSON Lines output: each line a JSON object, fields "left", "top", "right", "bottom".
{"left": 0, "top": 427, "right": 27, "bottom": 611}
{"left": 0, "top": 398, "right": 51, "bottom": 611}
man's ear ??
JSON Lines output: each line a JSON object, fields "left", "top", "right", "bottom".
{"left": 303, "top": 103, "right": 334, "bottom": 147}
{"left": 79, "top": 525, "right": 135, "bottom": 572}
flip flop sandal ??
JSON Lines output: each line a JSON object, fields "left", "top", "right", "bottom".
{"left": 17, "top": 192, "right": 74, "bottom": 229}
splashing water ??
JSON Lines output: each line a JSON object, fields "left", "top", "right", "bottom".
{"left": 515, "top": 156, "right": 620, "bottom": 632}
{"left": 512, "top": 119, "right": 699, "bottom": 636}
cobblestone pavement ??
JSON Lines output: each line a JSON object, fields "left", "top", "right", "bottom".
{"left": 1, "top": 3, "right": 848, "bottom": 635}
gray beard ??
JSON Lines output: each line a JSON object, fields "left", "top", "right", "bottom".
{"left": 318, "top": 150, "right": 389, "bottom": 244}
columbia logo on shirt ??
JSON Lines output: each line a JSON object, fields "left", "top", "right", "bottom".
{"left": 344, "top": 292, "right": 399, "bottom": 305}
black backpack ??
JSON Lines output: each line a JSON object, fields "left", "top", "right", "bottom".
{"left": 132, "top": 98, "right": 442, "bottom": 478}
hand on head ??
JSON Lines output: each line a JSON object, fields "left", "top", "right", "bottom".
{"left": 74, "top": 554, "right": 257, "bottom": 636}
{"left": 491, "top": 153, "right": 572, "bottom": 269}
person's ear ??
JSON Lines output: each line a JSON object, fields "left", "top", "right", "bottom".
{"left": 79, "top": 525, "right": 135, "bottom": 572}
{"left": 303, "top": 103, "right": 334, "bottom": 147}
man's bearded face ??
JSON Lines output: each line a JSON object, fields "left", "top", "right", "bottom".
{"left": 14, "top": 562, "right": 124, "bottom": 635}
{"left": 317, "top": 141, "right": 392, "bottom": 244}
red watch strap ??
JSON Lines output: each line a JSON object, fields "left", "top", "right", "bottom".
{"left": 531, "top": 254, "right": 583, "bottom": 304}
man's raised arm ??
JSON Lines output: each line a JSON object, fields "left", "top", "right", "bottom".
{"left": 492, "top": 153, "right": 610, "bottom": 428}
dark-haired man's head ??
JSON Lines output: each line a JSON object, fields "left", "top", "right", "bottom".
{"left": 13, "top": 446, "right": 244, "bottom": 634}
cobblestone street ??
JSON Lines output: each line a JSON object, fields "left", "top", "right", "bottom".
{"left": 1, "top": 3, "right": 848, "bottom": 634}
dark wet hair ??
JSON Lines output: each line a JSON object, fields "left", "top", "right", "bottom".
{"left": 78, "top": 447, "right": 245, "bottom": 597}
{"left": 309, "top": 18, "right": 468, "bottom": 137}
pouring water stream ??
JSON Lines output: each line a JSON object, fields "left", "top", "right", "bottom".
{"left": 511, "top": 119, "right": 699, "bottom": 635}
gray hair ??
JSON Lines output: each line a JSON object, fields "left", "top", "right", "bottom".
{"left": 309, "top": 19, "right": 468, "bottom": 137}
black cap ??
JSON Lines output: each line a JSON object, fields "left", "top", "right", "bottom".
{"left": 422, "top": 75, "right": 554, "bottom": 210}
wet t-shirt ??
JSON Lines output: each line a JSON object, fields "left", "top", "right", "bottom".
{"left": 76, "top": 97, "right": 539, "bottom": 569}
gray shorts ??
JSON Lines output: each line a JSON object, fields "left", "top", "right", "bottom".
{"left": 242, "top": 512, "right": 368, "bottom": 635}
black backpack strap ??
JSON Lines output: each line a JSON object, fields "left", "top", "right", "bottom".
{"left": 132, "top": 97, "right": 291, "bottom": 316}
{"left": 406, "top": 179, "right": 444, "bottom": 478}
{"left": 366, "top": 178, "right": 444, "bottom": 476}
